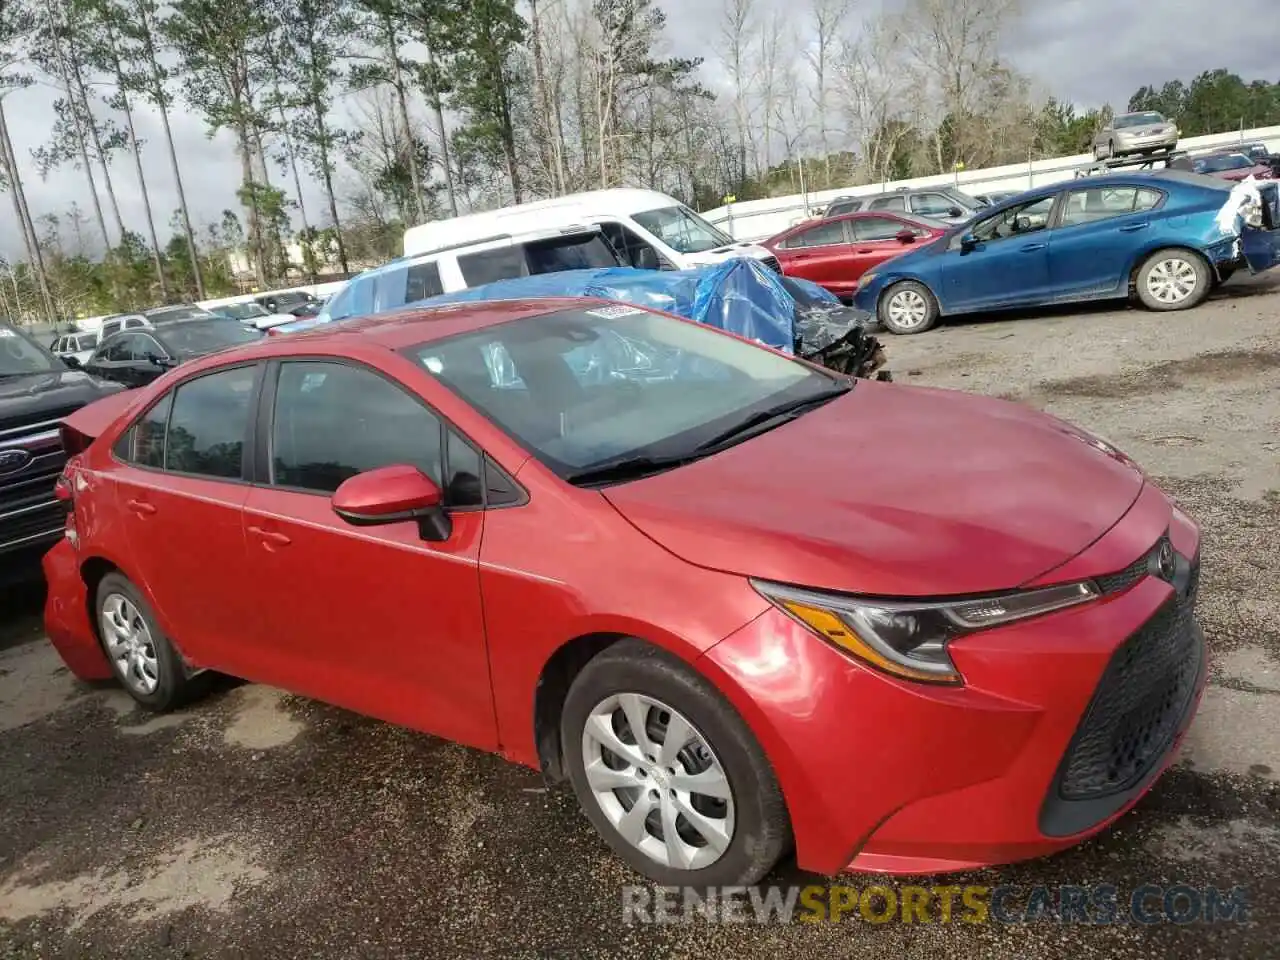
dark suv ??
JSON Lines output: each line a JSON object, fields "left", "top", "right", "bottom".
{"left": 0, "top": 321, "right": 124, "bottom": 580}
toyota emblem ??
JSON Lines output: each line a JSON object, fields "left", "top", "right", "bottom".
{"left": 1156, "top": 540, "right": 1177, "bottom": 582}
{"left": 0, "top": 448, "right": 33, "bottom": 477}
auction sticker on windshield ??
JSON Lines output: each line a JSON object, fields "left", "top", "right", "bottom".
{"left": 585, "top": 305, "right": 645, "bottom": 319}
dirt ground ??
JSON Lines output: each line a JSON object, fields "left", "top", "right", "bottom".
{"left": 2, "top": 275, "right": 1279, "bottom": 959}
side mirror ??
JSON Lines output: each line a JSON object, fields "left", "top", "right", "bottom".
{"left": 1013, "top": 215, "right": 1032, "bottom": 233}
{"left": 145, "top": 352, "right": 174, "bottom": 369}
{"left": 948, "top": 206, "right": 965, "bottom": 218}
{"left": 331, "top": 464, "right": 450, "bottom": 541}
{"left": 895, "top": 229, "right": 916, "bottom": 244}
{"left": 959, "top": 232, "right": 979, "bottom": 251}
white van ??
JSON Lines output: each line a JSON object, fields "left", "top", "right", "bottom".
{"left": 315, "top": 224, "right": 620, "bottom": 326}
{"left": 402, "top": 188, "right": 780, "bottom": 272}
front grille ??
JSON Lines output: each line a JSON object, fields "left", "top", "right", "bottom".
{"left": 0, "top": 416, "right": 68, "bottom": 552}
{"left": 1094, "top": 550, "right": 1151, "bottom": 595}
{"left": 1057, "top": 562, "right": 1201, "bottom": 801}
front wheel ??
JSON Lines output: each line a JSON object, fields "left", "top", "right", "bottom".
{"left": 561, "top": 640, "right": 791, "bottom": 886}
{"left": 877, "top": 280, "right": 939, "bottom": 334}
{"left": 1135, "top": 249, "right": 1210, "bottom": 311}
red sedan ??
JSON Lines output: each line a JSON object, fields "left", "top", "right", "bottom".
{"left": 43, "top": 298, "right": 1205, "bottom": 883}
{"left": 764, "top": 213, "right": 948, "bottom": 299}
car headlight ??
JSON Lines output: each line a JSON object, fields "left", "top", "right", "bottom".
{"left": 856, "top": 272, "right": 878, "bottom": 291}
{"left": 752, "top": 579, "right": 1099, "bottom": 684}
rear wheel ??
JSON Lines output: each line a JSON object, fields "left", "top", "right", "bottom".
{"left": 878, "top": 280, "right": 939, "bottom": 334}
{"left": 95, "top": 573, "right": 194, "bottom": 711}
{"left": 561, "top": 640, "right": 791, "bottom": 886}
{"left": 1135, "top": 249, "right": 1210, "bottom": 311}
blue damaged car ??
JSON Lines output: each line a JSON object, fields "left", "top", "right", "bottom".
{"left": 853, "top": 170, "right": 1280, "bottom": 334}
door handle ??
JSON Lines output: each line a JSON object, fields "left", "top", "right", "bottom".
{"left": 856, "top": 248, "right": 874, "bottom": 254}
{"left": 1020, "top": 242, "right": 1047, "bottom": 252}
{"left": 248, "top": 525, "right": 291, "bottom": 547}
{"left": 1119, "top": 222, "right": 1150, "bottom": 232}
{"left": 126, "top": 498, "right": 156, "bottom": 516}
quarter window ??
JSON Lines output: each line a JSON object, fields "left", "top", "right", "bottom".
{"left": 164, "top": 366, "right": 259, "bottom": 479}
{"left": 117, "top": 393, "right": 173, "bottom": 469}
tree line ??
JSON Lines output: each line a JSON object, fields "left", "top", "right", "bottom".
{"left": 1, "top": 0, "right": 1277, "bottom": 323}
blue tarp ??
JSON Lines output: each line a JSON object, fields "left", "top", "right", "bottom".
{"left": 277, "top": 258, "right": 842, "bottom": 353}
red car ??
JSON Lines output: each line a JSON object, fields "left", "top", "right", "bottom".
{"left": 43, "top": 298, "right": 1205, "bottom": 883}
{"left": 764, "top": 213, "right": 948, "bottom": 299}
{"left": 1191, "top": 151, "right": 1274, "bottom": 182}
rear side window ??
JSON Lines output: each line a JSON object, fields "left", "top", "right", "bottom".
{"left": 853, "top": 218, "right": 907, "bottom": 241}
{"left": 458, "top": 247, "right": 529, "bottom": 286}
{"left": 869, "top": 196, "right": 907, "bottom": 212}
{"left": 790, "top": 221, "right": 847, "bottom": 248}
{"left": 164, "top": 366, "right": 259, "bottom": 479}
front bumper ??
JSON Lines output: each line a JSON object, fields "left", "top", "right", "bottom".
{"left": 698, "top": 481, "right": 1203, "bottom": 876}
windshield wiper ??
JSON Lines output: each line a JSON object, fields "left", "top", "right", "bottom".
{"left": 565, "top": 453, "right": 697, "bottom": 487}
{"left": 693, "top": 383, "right": 851, "bottom": 452}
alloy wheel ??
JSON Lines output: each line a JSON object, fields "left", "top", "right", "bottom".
{"left": 1146, "top": 257, "right": 1199, "bottom": 305}
{"left": 887, "top": 289, "right": 929, "bottom": 330}
{"left": 100, "top": 593, "right": 161, "bottom": 696}
{"left": 580, "top": 692, "right": 735, "bottom": 871}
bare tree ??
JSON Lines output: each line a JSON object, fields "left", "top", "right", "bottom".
{"left": 804, "top": 0, "right": 849, "bottom": 187}
{"left": 718, "top": 0, "right": 757, "bottom": 187}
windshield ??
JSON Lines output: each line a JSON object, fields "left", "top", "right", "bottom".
{"left": 146, "top": 305, "right": 216, "bottom": 323}
{"left": 159, "top": 319, "right": 265, "bottom": 356}
{"left": 216, "top": 303, "right": 271, "bottom": 320}
{"left": 0, "top": 325, "right": 62, "bottom": 376}
{"left": 410, "top": 305, "right": 834, "bottom": 479}
{"left": 1115, "top": 112, "right": 1164, "bottom": 128}
{"left": 1194, "top": 154, "right": 1253, "bottom": 173}
{"left": 632, "top": 205, "right": 735, "bottom": 254}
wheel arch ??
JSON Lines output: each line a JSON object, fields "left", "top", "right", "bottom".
{"left": 1126, "top": 243, "right": 1213, "bottom": 290}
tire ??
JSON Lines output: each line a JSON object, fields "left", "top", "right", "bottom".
{"left": 1134, "top": 249, "right": 1211, "bottom": 311}
{"left": 1106, "top": 140, "right": 1116, "bottom": 159}
{"left": 95, "top": 573, "right": 195, "bottom": 711}
{"left": 877, "top": 280, "right": 939, "bottom": 334}
{"left": 561, "top": 639, "right": 791, "bottom": 886}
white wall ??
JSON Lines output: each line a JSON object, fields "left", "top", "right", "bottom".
{"left": 702, "top": 125, "right": 1280, "bottom": 242}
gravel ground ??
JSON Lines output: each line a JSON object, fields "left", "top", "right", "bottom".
{"left": 2, "top": 276, "right": 1279, "bottom": 959}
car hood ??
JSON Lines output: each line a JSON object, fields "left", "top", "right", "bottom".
{"left": 602, "top": 381, "right": 1145, "bottom": 597}
{"left": 0, "top": 367, "right": 125, "bottom": 432}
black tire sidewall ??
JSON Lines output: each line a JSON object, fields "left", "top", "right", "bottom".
{"left": 94, "top": 572, "right": 187, "bottom": 711}
{"left": 561, "top": 641, "right": 791, "bottom": 887}
{"left": 877, "top": 281, "right": 938, "bottom": 334}
{"left": 1136, "top": 249, "right": 1210, "bottom": 311}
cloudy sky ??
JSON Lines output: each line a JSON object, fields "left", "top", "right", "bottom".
{"left": 3, "top": 0, "right": 1277, "bottom": 261}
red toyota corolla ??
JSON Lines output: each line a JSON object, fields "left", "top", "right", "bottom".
{"left": 42, "top": 298, "right": 1205, "bottom": 884}
{"left": 764, "top": 212, "right": 948, "bottom": 299}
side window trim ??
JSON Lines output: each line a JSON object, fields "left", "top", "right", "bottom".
{"left": 256, "top": 356, "right": 529, "bottom": 510}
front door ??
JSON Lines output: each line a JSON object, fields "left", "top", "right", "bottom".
{"left": 107, "top": 364, "right": 260, "bottom": 665}
{"left": 240, "top": 359, "right": 497, "bottom": 752}
{"left": 941, "top": 195, "right": 1057, "bottom": 312}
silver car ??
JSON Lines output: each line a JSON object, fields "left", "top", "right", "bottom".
{"left": 1093, "top": 111, "right": 1180, "bottom": 160}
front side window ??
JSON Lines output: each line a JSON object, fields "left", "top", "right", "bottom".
{"left": 631, "top": 205, "right": 734, "bottom": 254}
{"left": 270, "top": 361, "right": 444, "bottom": 495}
{"left": 598, "top": 222, "right": 664, "bottom": 269}
{"left": 868, "top": 196, "right": 907, "bottom": 212}
{"left": 525, "top": 233, "right": 620, "bottom": 274}
{"left": 164, "top": 366, "right": 259, "bottom": 479}
{"left": 853, "top": 217, "right": 909, "bottom": 242}
{"left": 910, "top": 193, "right": 957, "bottom": 216}
{"left": 413, "top": 305, "right": 837, "bottom": 478}
{"left": 968, "top": 196, "right": 1056, "bottom": 244}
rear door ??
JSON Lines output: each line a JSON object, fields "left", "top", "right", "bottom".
{"left": 849, "top": 216, "right": 925, "bottom": 281}
{"left": 107, "top": 363, "right": 261, "bottom": 666}
{"left": 238, "top": 358, "right": 496, "bottom": 750}
{"left": 774, "top": 219, "right": 852, "bottom": 292}
{"left": 1048, "top": 185, "right": 1165, "bottom": 299}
